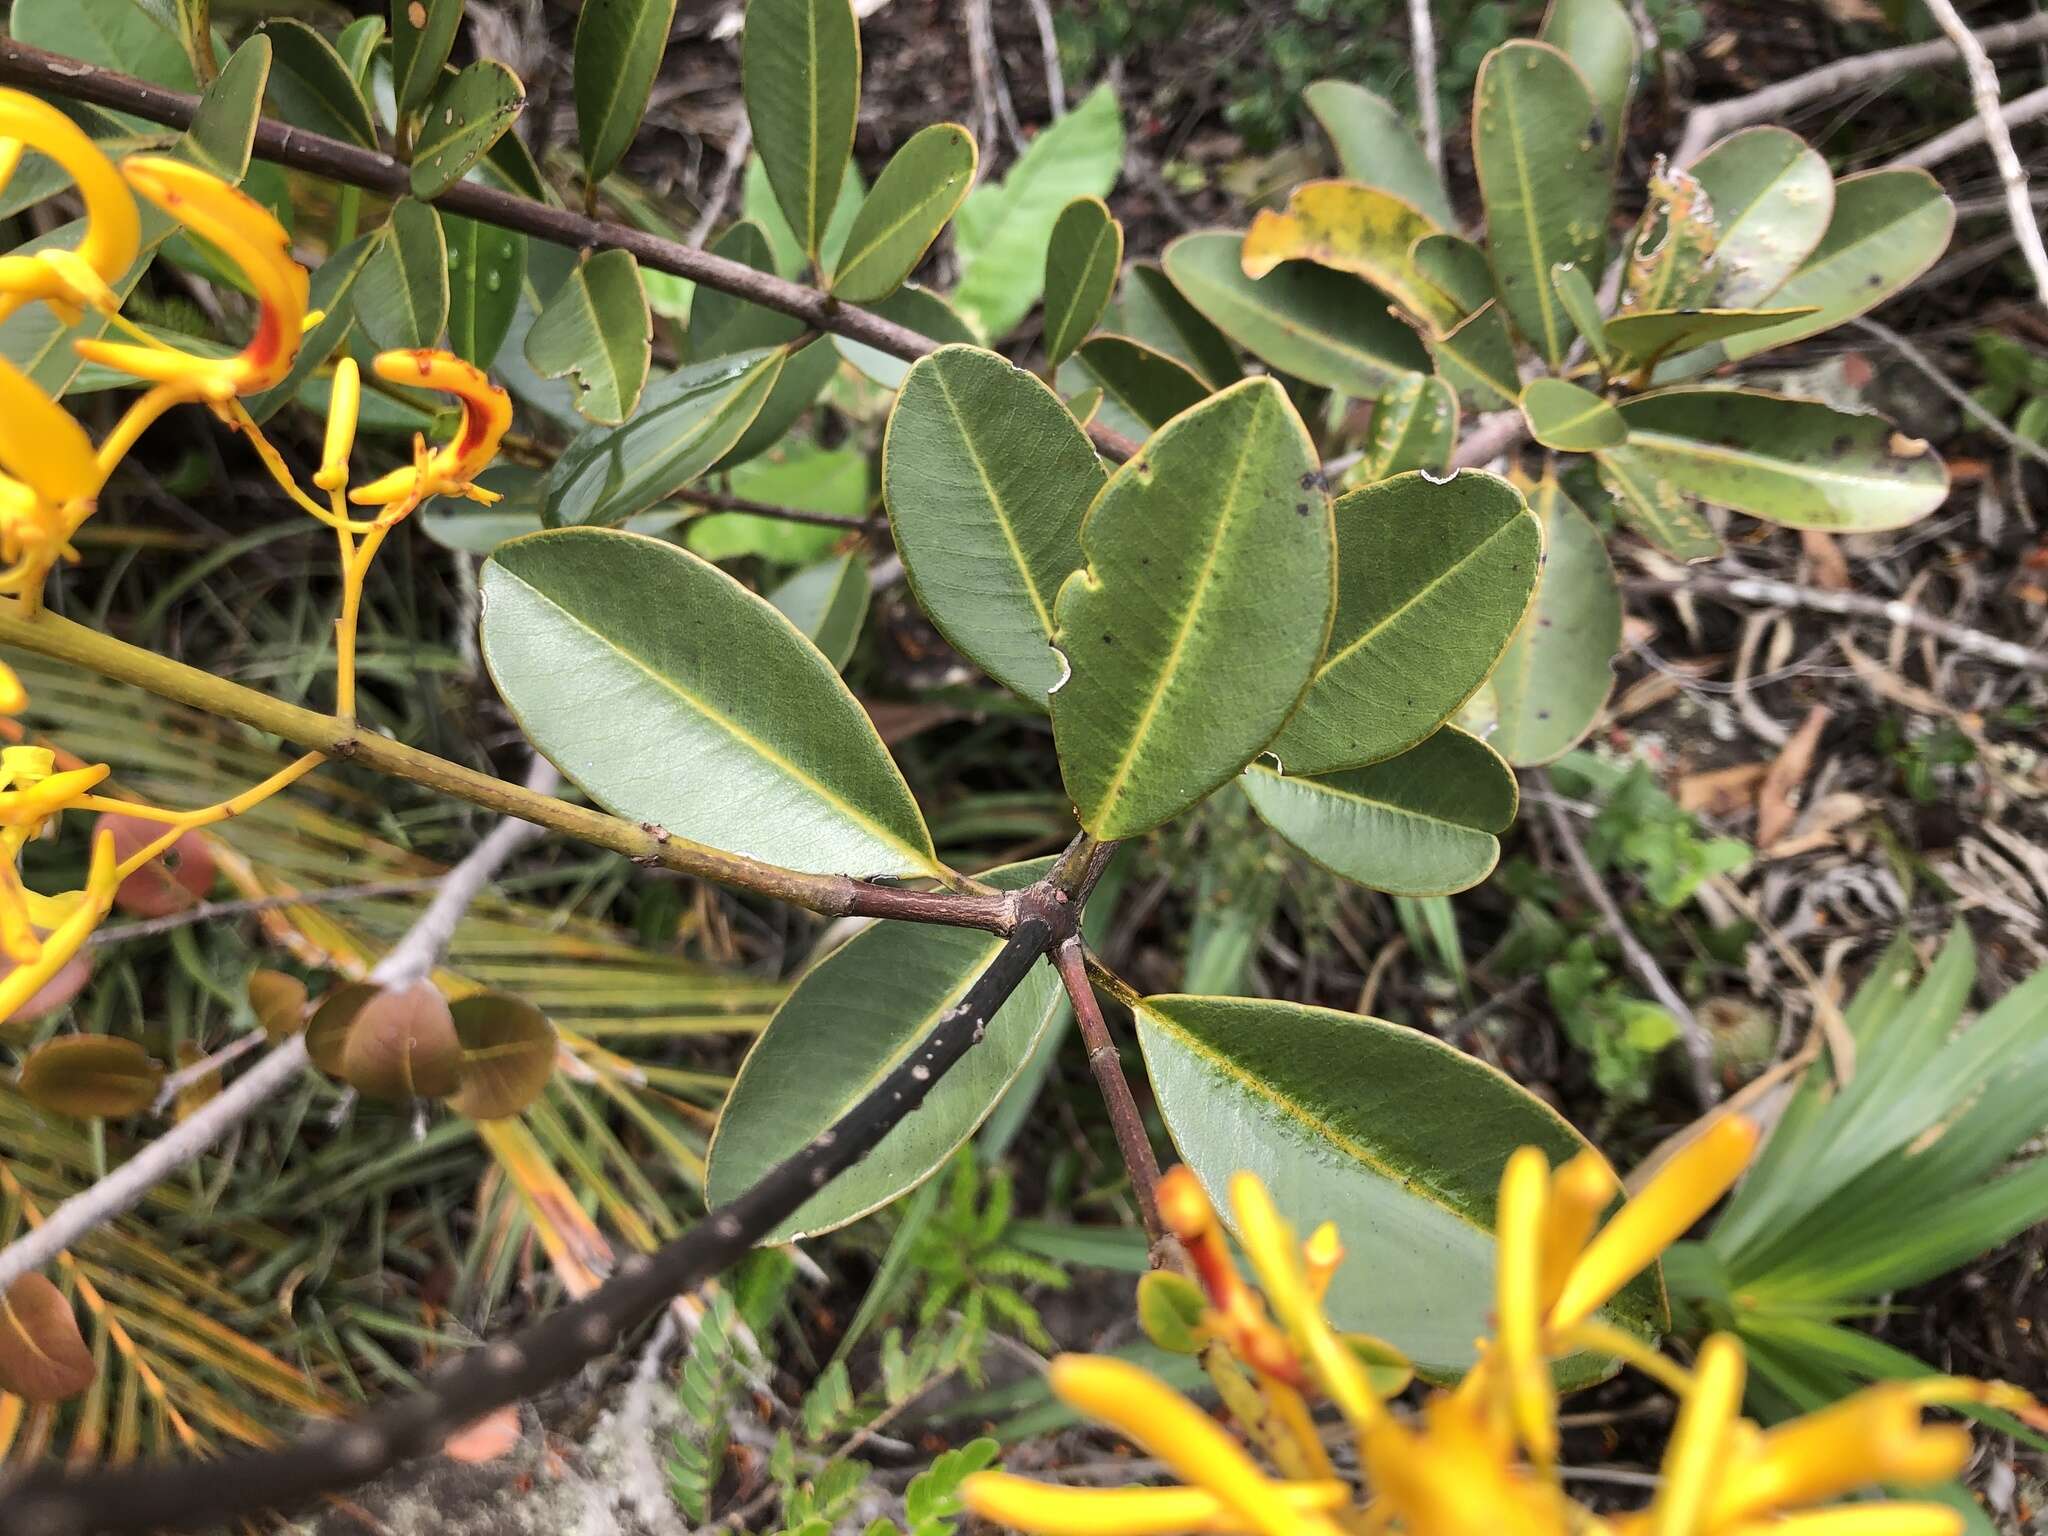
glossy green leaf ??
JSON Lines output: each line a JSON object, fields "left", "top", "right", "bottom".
{"left": 1353, "top": 372, "right": 1458, "bottom": 482}
{"left": 1051, "top": 378, "right": 1331, "bottom": 839}
{"left": 411, "top": 59, "right": 525, "bottom": 199}
{"left": 10, "top": 0, "right": 194, "bottom": 91}
{"left": 883, "top": 345, "right": 1103, "bottom": 702}
{"left": 1135, "top": 993, "right": 1660, "bottom": 1376}
{"left": 688, "top": 445, "right": 868, "bottom": 564}
{"left": 953, "top": 84, "right": 1124, "bottom": 339}
{"left": 705, "top": 862, "right": 1061, "bottom": 1239}
{"left": 524, "top": 249, "right": 653, "bottom": 425}
{"left": 1242, "top": 180, "right": 1457, "bottom": 332}
{"left": 446, "top": 217, "right": 526, "bottom": 368}
{"left": 830, "top": 123, "right": 977, "bottom": 302}
{"left": 1271, "top": 469, "right": 1538, "bottom": 774}
{"left": 257, "top": 18, "right": 378, "bottom": 149}
{"left": 1606, "top": 306, "right": 1817, "bottom": 371}
{"left": 1688, "top": 127, "right": 1834, "bottom": 309}
{"left": 1243, "top": 726, "right": 1516, "bottom": 896}
{"left": 485, "top": 119, "right": 549, "bottom": 202}
{"left": 1615, "top": 387, "right": 1949, "bottom": 532}
{"left": 176, "top": 33, "right": 270, "bottom": 183}
{"left": 574, "top": 0, "right": 681, "bottom": 184}
{"left": 1472, "top": 40, "right": 1610, "bottom": 367}
{"left": 543, "top": 349, "right": 785, "bottom": 526}
{"left": 1551, "top": 262, "right": 1612, "bottom": 373}
{"left": 711, "top": 336, "right": 838, "bottom": 473}
{"left": 1162, "top": 231, "right": 1428, "bottom": 397}
{"left": 742, "top": 0, "right": 860, "bottom": 261}
{"left": 1302, "top": 80, "right": 1455, "bottom": 229}
{"left": 834, "top": 283, "right": 975, "bottom": 389}
{"left": 1426, "top": 300, "right": 1521, "bottom": 412}
{"left": 769, "top": 552, "right": 869, "bottom": 671}
{"left": 1594, "top": 443, "right": 1722, "bottom": 561}
{"left": 1475, "top": 475, "right": 1619, "bottom": 766}
{"left": 1720, "top": 170, "right": 1954, "bottom": 361}
{"left": 18, "top": 1035, "right": 162, "bottom": 1119}
{"left": 391, "top": 0, "right": 464, "bottom": 116}
{"left": 1043, "top": 197, "right": 1124, "bottom": 367}
{"left": 1520, "top": 377, "right": 1626, "bottom": 451}
{"left": 482, "top": 527, "right": 938, "bottom": 877}
{"left": 1069, "top": 335, "right": 1211, "bottom": 434}
{"left": 337, "top": 15, "right": 385, "bottom": 83}
{"left": 1114, "top": 261, "right": 1238, "bottom": 388}
{"left": 1539, "top": 0, "right": 1637, "bottom": 163}
{"left": 355, "top": 198, "right": 448, "bottom": 351}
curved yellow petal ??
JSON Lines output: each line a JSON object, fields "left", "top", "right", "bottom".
{"left": 0, "top": 762, "right": 109, "bottom": 827}
{"left": 1650, "top": 1333, "right": 1745, "bottom": 1536}
{"left": 0, "top": 355, "right": 100, "bottom": 505}
{"left": 1722, "top": 1506, "right": 1964, "bottom": 1536}
{"left": 1709, "top": 1386, "right": 1970, "bottom": 1525}
{"left": 316, "top": 356, "right": 362, "bottom": 492}
{"left": 0, "top": 661, "right": 26, "bottom": 715}
{"left": 1494, "top": 1146, "right": 1556, "bottom": 1465}
{"left": 0, "top": 827, "right": 112, "bottom": 1024}
{"left": 350, "top": 350, "right": 511, "bottom": 506}
{"left": 1538, "top": 1149, "right": 1617, "bottom": 1310}
{"left": 962, "top": 1473, "right": 1348, "bottom": 1536}
{"left": 0, "top": 90, "right": 139, "bottom": 296}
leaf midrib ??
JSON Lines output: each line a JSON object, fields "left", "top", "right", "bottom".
{"left": 1313, "top": 515, "right": 1527, "bottom": 682}
{"left": 1247, "top": 763, "right": 1496, "bottom": 837}
{"left": 1497, "top": 57, "right": 1566, "bottom": 366}
{"left": 1622, "top": 425, "right": 1934, "bottom": 496}
{"left": 928, "top": 362, "right": 1058, "bottom": 634}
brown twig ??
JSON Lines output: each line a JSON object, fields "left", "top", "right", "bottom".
{"left": 1053, "top": 936, "right": 1163, "bottom": 1240}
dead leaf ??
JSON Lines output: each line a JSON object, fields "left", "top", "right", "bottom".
{"left": 1757, "top": 704, "right": 1831, "bottom": 850}
{"left": 0, "top": 1274, "right": 95, "bottom": 1403}
{"left": 1677, "top": 762, "right": 1767, "bottom": 818}
{"left": 1799, "top": 529, "right": 1851, "bottom": 591}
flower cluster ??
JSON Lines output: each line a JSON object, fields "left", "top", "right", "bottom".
{"left": 965, "top": 1121, "right": 2040, "bottom": 1536}
{"left": 0, "top": 86, "right": 509, "bottom": 1026}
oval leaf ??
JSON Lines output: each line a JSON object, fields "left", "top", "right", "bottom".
{"left": 411, "top": 59, "right": 525, "bottom": 199}
{"left": 830, "top": 122, "right": 978, "bottom": 303}
{"left": 1425, "top": 299, "right": 1521, "bottom": 412}
{"left": 1068, "top": 334, "right": 1211, "bottom": 435}
{"left": 835, "top": 282, "right": 975, "bottom": 389}
{"left": 1605, "top": 305, "right": 1817, "bottom": 371}
{"left": 884, "top": 344, "right": 1103, "bottom": 702}
{"left": 1688, "top": 126, "right": 1834, "bottom": 310}
{"left": 768, "top": 551, "right": 870, "bottom": 671}
{"left": 1243, "top": 725, "right": 1517, "bottom": 896}
{"left": 356, "top": 198, "right": 449, "bottom": 352}
{"left": 446, "top": 217, "right": 526, "bottom": 369}
{"left": 258, "top": 18, "right": 378, "bottom": 149}
{"left": 1472, "top": 40, "right": 1610, "bottom": 367}
{"left": 1477, "top": 475, "right": 1620, "bottom": 766}
{"left": 18, "top": 1035, "right": 162, "bottom": 1119}
{"left": 524, "top": 249, "right": 653, "bottom": 425}
{"left": 1353, "top": 372, "right": 1459, "bottom": 483}
{"left": 482, "top": 526, "right": 939, "bottom": 877}
{"left": 1114, "top": 261, "right": 1238, "bottom": 388}
{"left": 705, "top": 861, "right": 1062, "bottom": 1239}
{"left": 1540, "top": 0, "right": 1638, "bottom": 160}
{"left": 742, "top": 0, "right": 861, "bottom": 261}
{"left": 1161, "top": 230, "right": 1428, "bottom": 397}
{"left": 574, "top": 0, "right": 682, "bottom": 185}
{"left": 1051, "top": 378, "right": 1332, "bottom": 839}
{"left": 1520, "top": 377, "right": 1626, "bottom": 452}
{"left": 1242, "top": 180, "right": 1457, "bottom": 331}
{"left": 392, "top": 0, "right": 465, "bottom": 116}
{"left": 1301, "top": 80, "right": 1454, "bottom": 228}
{"left": 1615, "top": 387, "right": 1948, "bottom": 532}
{"left": 1271, "top": 469, "right": 1539, "bottom": 775}
{"left": 447, "top": 992, "right": 557, "bottom": 1119}
{"left": 1135, "top": 993, "right": 1661, "bottom": 1376}
{"left": 1594, "top": 443, "right": 1723, "bottom": 561}
{"left": 1043, "top": 197, "right": 1124, "bottom": 367}
{"left": 0, "top": 1274, "right": 95, "bottom": 1404}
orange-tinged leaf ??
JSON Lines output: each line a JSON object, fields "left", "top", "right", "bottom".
{"left": 1242, "top": 180, "right": 1460, "bottom": 332}
{"left": 0, "top": 1274, "right": 95, "bottom": 1403}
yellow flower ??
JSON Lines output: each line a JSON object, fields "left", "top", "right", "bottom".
{"left": 316, "top": 355, "right": 362, "bottom": 493}
{"left": 0, "top": 89, "right": 140, "bottom": 321}
{"left": 349, "top": 350, "right": 512, "bottom": 508}
{"left": 1157, "top": 1164, "right": 1305, "bottom": 1385}
{"left": 72, "top": 157, "right": 308, "bottom": 399}
{"left": 0, "top": 744, "right": 111, "bottom": 964}
{"left": 0, "top": 661, "right": 26, "bottom": 716}
{"left": 0, "top": 354, "right": 103, "bottom": 605}
{"left": 0, "top": 826, "right": 115, "bottom": 1024}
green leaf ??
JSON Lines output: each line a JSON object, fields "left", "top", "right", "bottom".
{"left": 1593, "top": 444, "right": 1723, "bottom": 561}
{"left": 1243, "top": 726, "right": 1517, "bottom": 896}
{"left": 1719, "top": 170, "right": 1953, "bottom": 361}
{"left": 257, "top": 19, "right": 378, "bottom": 149}
{"left": 481, "top": 527, "right": 938, "bottom": 877}
{"left": 711, "top": 336, "right": 839, "bottom": 473}
{"left": 1411, "top": 233, "right": 1496, "bottom": 316}
{"left": 688, "top": 445, "right": 868, "bottom": 563}
{"left": 573, "top": 0, "right": 681, "bottom": 184}
{"left": 1550, "top": 262, "right": 1612, "bottom": 373}
{"left": 1067, "top": 335, "right": 1211, "bottom": 435}
{"left": 744, "top": 154, "right": 866, "bottom": 280}
{"left": 1623, "top": 161, "right": 1719, "bottom": 313}
{"left": 834, "top": 283, "right": 975, "bottom": 389}
{"left": 883, "top": 344, "right": 1103, "bottom": 702}
{"left": 1113, "top": 261, "right": 1238, "bottom": 388}
{"left": 1520, "top": 377, "right": 1626, "bottom": 451}
{"left": 1538, "top": 0, "right": 1637, "bottom": 164}
{"left": 1161, "top": 230, "right": 1428, "bottom": 397}
{"left": 410, "top": 59, "right": 525, "bottom": 199}
{"left": 1043, "top": 197, "right": 1123, "bottom": 367}
{"left": 391, "top": 0, "right": 464, "bottom": 116}
{"left": 1242, "top": 180, "right": 1458, "bottom": 332}
{"left": 1687, "top": 127, "right": 1834, "bottom": 309}
{"left": 1353, "top": 371, "right": 1458, "bottom": 482}
{"left": 543, "top": 349, "right": 785, "bottom": 526}
{"left": 1425, "top": 300, "right": 1521, "bottom": 412}
{"left": 1615, "top": 387, "right": 1949, "bottom": 532}
{"left": 355, "top": 197, "right": 448, "bottom": 351}
{"left": 742, "top": 0, "right": 861, "bottom": 262}
{"left": 1301, "top": 80, "right": 1454, "bottom": 229}
{"left": 830, "top": 123, "right": 977, "bottom": 302}
{"left": 337, "top": 15, "right": 385, "bottom": 84}
{"left": 768, "top": 552, "right": 869, "bottom": 671}
{"left": 1135, "top": 993, "right": 1661, "bottom": 1376}
{"left": 177, "top": 32, "right": 270, "bottom": 183}
{"left": 10, "top": 0, "right": 194, "bottom": 91}
{"left": 705, "top": 860, "right": 1063, "bottom": 1239}
{"left": 523, "top": 249, "right": 653, "bottom": 425}
{"left": 1472, "top": 40, "right": 1610, "bottom": 367}
{"left": 691, "top": 221, "right": 805, "bottom": 357}
{"left": 1271, "top": 469, "right": 1539, "bottom": 774}
{"left": 1472, "top": 475, "right": 1619, "bottom": 766}
{"left": 485, "top": 119, "right": 549, "bottom": 202}
{"left": 1605, "top": 306, "right": 1817, "bottom": 371}
{"left": 1050, "top": 378, "right": 1331, "bottom": 839}
{"left": 953, "top": 84, "right": 1124, "bottom": 340}
{"left": 446, "top": 217, "right": 526, "bottom": 368}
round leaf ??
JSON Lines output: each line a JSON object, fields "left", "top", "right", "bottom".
{"left": 1270, "top": 469, "right": 1539, "bottom": 775}
{"left": 17, "top": 1035, "right": 161, "bottom": 1119}
{"left": 524, "top": 249, "right": 653, "bottom": 426}
{"left": 306, "top": 982, "right": 376, "bottom": 1077}
{"left": 411, "top": 59, "right": 526, "bottom": 200}
{"left": 1242, "top": 726, "right": 1517, "bottom": 897}
{"left": 884, "top": 345, "right": 1103, "bottom": 703}
{"left": 0, "top": 1274, "right": 95, "bottom": 1404}
{"left": 447, "top": 992, "right": 557, "bottom": 1118}
{"left": 1135, "top": 993, "right": 1662, "bottom": 1377}
{"left": 1687, "top": 127, "right": 1833, "bottom": 310}
{"left": 1050, "top": 378, "right": 1332, "bottom": 839}
{"left": 1520, "top": 377, "right": 1626, "bottom": 452}
{"left": 705, "top": 861, "right": 1063, "bottom": 1239}
{"left": 481, "top": 526, "right": 939, "bottom": 878}
{"left": 742, "top": 0, "right": 861, "bottom": 261}
{"left": 341, "top": 979, "right": 462, "bottom": 1101}
{"left": 249, "top": 969, "right": 309, "bottom": 1042}
{"left": 1539, "top": 0, "right": 1638, "bottom": 159}
{"left": 1043, "top": 197, "right": 1124, "bottom": 368}
{"left": 574, "top": 0, "right": 682, "bottom": 185}
{"left": 830, "top": 123, "right": 978, "bottom": 304}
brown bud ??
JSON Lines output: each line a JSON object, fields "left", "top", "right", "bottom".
{"left": 96, "top": 813, "right": 217, "bottom": 918}
{"left": 0, "top": 1273, "right": 95, "bottom": 1403}
{"left": 17, "top": 1033, "right": 161, "bottom": 1119}
{"left": 248, "top": 969, "right": 309, "bottom": 1043}
{"left": 304, "top": 981, "right": 377, "bottom": 1078}
{"left": 341, "top": 980, "right": 461, "bottom": 1101}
